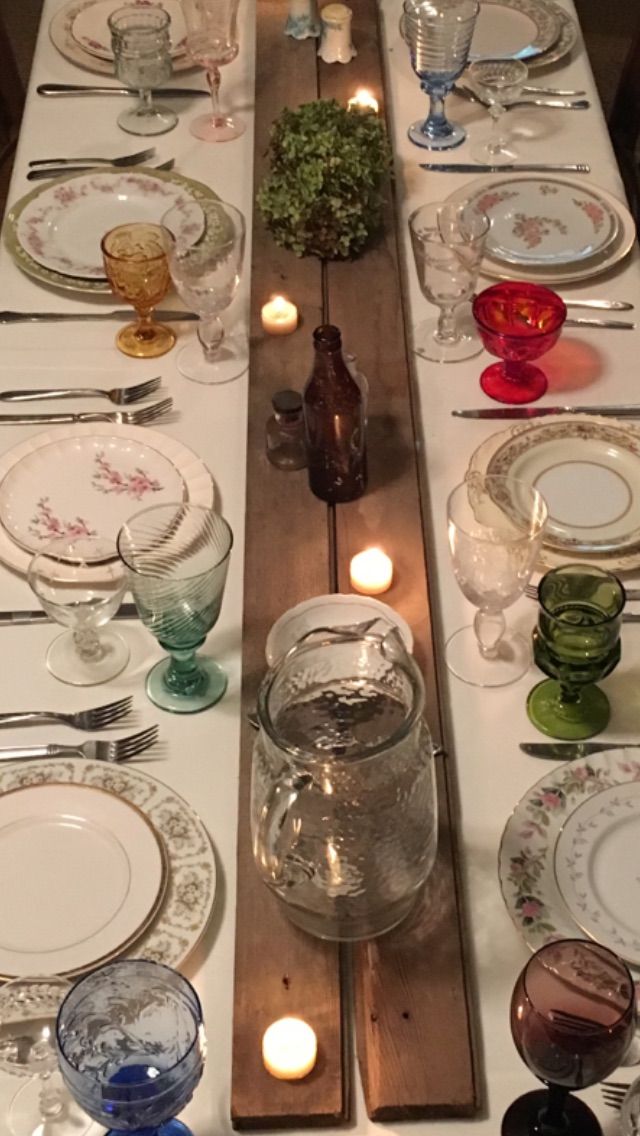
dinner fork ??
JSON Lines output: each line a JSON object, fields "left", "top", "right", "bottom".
{"left": 0, "top": 375, "right": 161, "bottom": 405}
{"left": 0, "top": 725, "right": 159, "bottom": 764}
{"left": 525, "top": 583, "right": 640, "bottom": 603}
{"left": 0, "top": 397, "right": 174, "bottom": 426}
{"left": 0, "top": 696, "right": 133, "bottom": 731}
{"left": 601, "top": 1082, "right": 630, "bottom": 1110}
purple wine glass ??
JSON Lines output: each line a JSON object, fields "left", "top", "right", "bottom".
{"left": 505, "top": 939, "right": 636, "bottom": 1136}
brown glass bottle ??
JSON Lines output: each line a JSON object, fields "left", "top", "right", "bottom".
{"left": 302, "top": 325, "right": 367, "bottom": 503}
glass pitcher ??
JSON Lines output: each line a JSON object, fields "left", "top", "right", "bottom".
{"left": 251, "top": 624, "right": 438, "bottom": 941}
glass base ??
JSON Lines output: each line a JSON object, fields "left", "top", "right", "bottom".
{"left": 116, "top": 321, "right": 176, "bottom": 359}
{"left": 9, "top": 1076, "right": 92, "bottom": 1136}
{"left": 146, "top": 656, "right": 228, "bottom": 713}
{"left": 177, "top": 337, "right": 248, "bottom": 385}
{"left": 471, "top": 140, "right": 519, "bottom": 164}
{"left": 446, "top": 625, "right": 531, "bottom": 687}
{"left": 47, "top": 629, "right": 130, "bottom": 686}
{"left": 408, "top": 117, "right": 466, "bottom": 150}
{"left": 480, "top": 361, "right": 548, "bottom": 404}
{"left": 189, "top": 112, "right": 245, "bottom": 142}
{"left": 107, "top": 1122, "right": 194, "bottom": 1136}
{"left": 116, "top": 105, "right": 178, "bottom": 136}
{"left": 502, "top": 1089, "right": 602, "bottom": 1136}
{"left": 527, "top": 679, "right": 611, "bottom": 739}
{"left": 413, "top": 314, "right": 483, "bottom": 363}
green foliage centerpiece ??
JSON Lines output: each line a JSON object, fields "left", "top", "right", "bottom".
{"left": 257, "top": 98, "right": 392, "bottom": 259}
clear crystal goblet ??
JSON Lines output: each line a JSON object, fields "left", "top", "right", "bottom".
{"left": 108, "top": 5, "right": 178, "bottom": 136}
{"left": 468, "top": 58, "right": 528, "bottom": 163}
{"left": 181, "top": 0, "right": 244, "bottom": 142}
{"left": 403, "top": 0, "right": 479, "bottom": 150}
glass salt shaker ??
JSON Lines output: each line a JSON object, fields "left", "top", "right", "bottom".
{"left": 266, "top": 390, "right": 307, "bottom": 470}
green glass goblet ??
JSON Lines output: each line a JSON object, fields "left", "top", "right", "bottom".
{"left": 117, "top": 503, "right": 233, "bottom": 713}
{"left": 527, "top": 564, "right": 625, "bottom": 740}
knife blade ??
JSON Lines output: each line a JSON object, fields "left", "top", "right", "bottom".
{"left": 452, "top": 405, "right": 640, "bottom": 419}
{"left": 0, "top": 603, "right": 138, "bottom": 626}
{"left": 563, "top": 299, "right": 634, "bottom": 311}
{"left": 37, "top": 83, "right": 209, "bottom": 98}
{"left": 0, "top": 310, "right": 198, "bottom": 323}
{"left": 520, "top": 741, "right": 640, "bottom": 758}
{"left": 565, "top": 317, "right": 635, "bottom": 329}
{"left": 420, "top": 162, "right": 590, "bottom": 174}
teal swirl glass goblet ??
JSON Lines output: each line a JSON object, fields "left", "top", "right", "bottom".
{"left": 117, "top": 503, "right": 233, "bottom": 713}
{"left": 527, "top": 564, "right": 626, "bottom": 740}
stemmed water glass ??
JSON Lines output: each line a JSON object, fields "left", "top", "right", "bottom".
{"left": 446, "top": 474, "right": 547, "bottom": 686}
{"left": 162, "top": 200, "right": 247, "bottom": 384}
{"left": 102, "top": 222, "right": 175, "bottom": 359}
{"left": 117, "top": 503, "right": 233, "bottom": 713}
{"left": 56, "top": 959, "right": 206, "bottom": 1136}
{"left": 505, "top": 939, "right": 636, "bottom": 1136}
{"left": 0, "top": 975, "right": 90, "bottom": 1136}
{"left": 403, "top": 0, "right": 479, "bottom": 150}
{"left": 409, "top": 201, "right": 490, "bottom": 362}
{"left": 28, "top": 535, "right": 130, "bottom": 686}
{"left": 181, "top": 0, "right": 244, "bottom": 142}
{"left": 528, "top": 564, "right": 626, "bottom": 739}
{"left": 108, "top": 5, "right": 178, "bottom": 136}
{"left": 468, "top": 58, "right": 528, "bottom": 163}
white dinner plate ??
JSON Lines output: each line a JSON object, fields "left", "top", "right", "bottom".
{"left": 265, "top": 594, "right": 414, "bottom": 666}
{"left": 71, "top": 0, "right": 187, "bottom": 61}
{"left": 468, "top": 0, "right": 560, "bottom": 61}
{"left": 0, "top": 424, "right": 214, "bottom": 577}
{"left": 467, "top": 415, "right": 640, "bottom": 571}
{"left": 499, "top": 750, "right": 640, "bottom": 959}
{"left": 554, "top": 782, "right": 640, "bottom": 967}
{"left": 4, "top": 168, "right": 219, "bottom": 294}
{"left": 0, "top": 782, "right": 167, "bottom": 978}
{"left": 0, "top": 760, "right": 217, "bottom": 975}
{"left": 50, "top": 0, "right": 196, "bottom": 73}
{"left": 527, "top": 6, "right": 578, "bottom": 71}
{"left": 16, "top": 170, "right": 203, "bottom": 281}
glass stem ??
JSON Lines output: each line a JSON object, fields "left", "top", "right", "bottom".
{"left": 435, "top": 303, "right": 458, "bottom": 344}
{"left": 559, "top": 682, "right": 580, "bottom": 705}
{"left": 198, "top": 315, "right": 225, "bottom": 361}
{"left": 138, "top": 88, "right": 154, "bottom": 116}
{"left": 72, "top": 626, "right": 104, "bottom": 662}
{"left": 38, "top": 1071, "right": 65, "bottom": 1121}
{"left": 206, "top": 65, "right": 224, "bottom": 125}
{"left": 536, "top": 1083, "right": 569, "bottom": 1136}
{"left": 166, "top": 648, "right": 206, "bottom": 695}
{"left": 473, "top": 609, "right": 506, "bottom": 659}
{"left": 488, "top": 104, "right": 507, "bottom": 154}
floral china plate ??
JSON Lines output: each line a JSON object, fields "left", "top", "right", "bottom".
{"left": 71, "top": 0, "right": 187, "bottom": 61}
{"left": 15, "top": 170, "right": 204, "bottom": 280}
{"left": 468, "top": 0, "right": 559, "bottom": 61}
{"left": 499, "top": 749, "right": 640, "bottom": 959}
{"left": 50, "top": 0, "right": 196, "bottom": 74}
{"left": 0, "top": 760, "right": 216, "bottom": 976}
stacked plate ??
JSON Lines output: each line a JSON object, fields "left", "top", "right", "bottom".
{"left": 4, "top": 168, "right": 214, "bottom": 294}
{"left": 446, "top": 175, "right": 637, "bottom": 284}
{"left": 0, "top": 758, "right": 216, "bottom": 979}
{"left": 500, "top": 751, "right": 640, "bottom": 968}
{"left": 50, "top": 0, "right": 194, "bottom": 74}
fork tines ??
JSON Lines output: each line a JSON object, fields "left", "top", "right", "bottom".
{"left": 601, "top": 1082, "right": 630, "bottom": 1110}
{"left": 126, "top": 397, "right": 173, "bottom": 425}
{"left": 86, "top": 695, "right": 133, "bottom": 727}
{"left": 119, "top": 376, "right": 162, "bottom": 404}
{"left": 117, "top": 725, "right": 159, "bottom": 756}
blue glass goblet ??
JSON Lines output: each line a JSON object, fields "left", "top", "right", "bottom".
{"left": 403, "top": 0, "right": 479, "bottom": 150}
{"left": 56, "top": 959, "right": 206, "bottom": 1136}
{"left": 118, "top": 503, "right": 233, "bottom": 713}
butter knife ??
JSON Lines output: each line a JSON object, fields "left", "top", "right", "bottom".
{"left": 563, "top": 300, "right": 634, "bottom": 311}
{"left": 38, "top": 83, "right": 209, "bottom": 98}
{"left": 452, "top": 405, "right": 640, "bottom": 419}
{"left": 420, "top": 162, "right": 590, "bottom": 173}
{"left": 0, "top": 604, "right": 137, "bottom": 625}
{"left": 0, "top": 310, "right": 198, "bottom": 323}
{"left": 565, "top": 317, "right": 635, "bottom": 329}
{"left": 520, "top": 741, "right": 640, "bottom": 758}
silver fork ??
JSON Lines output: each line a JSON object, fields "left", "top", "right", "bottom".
{"left": 0, "top": 725, "right": 159, "bottom": 764}
{"left": 29, "top": 146, "right": 156, "bottom": 167}
{"left": 0, "top": 696, "right": 133, "bottom": 731}
{"left": 0, "top": 397, "right": 174, "bottom": 426}
{"left": 601, "top": 1082, "right": 630, "bottom": 1110}
{"left": 525, "top": 583, "right": 640, "bottom": 603}
{"left": 0, "top": 376, "right": 162, "bottom": 405}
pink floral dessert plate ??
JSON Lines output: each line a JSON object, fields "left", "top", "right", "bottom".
{"left": 71, "top": 0, "right": 187, "bottom": 61}
{"left": 50, "top": 0, "right": 196, "bottom": 74}
{"left": 499, "top": 749, "right": 640, "bottom": 964}
{"left": 0, "top": 424, "right": 214, "bottom": 576}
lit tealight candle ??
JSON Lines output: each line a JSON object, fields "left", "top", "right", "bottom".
{"left": 347, "top": 88, "right": 379, "bottom": 114}
{"left": 262, "top": 1017, "right": 317, "bottom": 1080}
{"left": 350, "top": 548, "right": 393, "bottom": 595}
{"left": 261, "top": 295, "right": 299, "bottom": 336}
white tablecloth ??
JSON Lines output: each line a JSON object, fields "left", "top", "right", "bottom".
{"left": 0, "top": 1, "right": 637, "bottom": 1132}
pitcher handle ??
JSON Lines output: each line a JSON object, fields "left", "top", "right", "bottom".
{"left": 254, "top": 772, "right": 314, "bottom": 886}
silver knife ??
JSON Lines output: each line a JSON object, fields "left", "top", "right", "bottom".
{"left": 563, "top": 299, "right": 634, "bottom": 311}
{"left": 0, "top": 603, "right": 138, "bottom": 625}
{"left": 0, "top": 310, "right": 198, "bottom": 323}
{"left": 452, "top": 405, "right": 640, "bottom": 419}
{"left": 565, "top": 317, "right": 635, "bottom": 329}
{"left": 420, "top": 162, "right": 590, "bottom": 174}
{"left": 520, "top": 741, "right": 640, "bottom": 758}
{"left": 37, "top": 83, "right": 209, "bottom": 98}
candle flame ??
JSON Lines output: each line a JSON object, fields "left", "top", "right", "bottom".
{"left": 347, "top": 88, "right": 379, "bottom": 113}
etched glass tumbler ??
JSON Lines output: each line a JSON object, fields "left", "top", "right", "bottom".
{"left": 108, "top": 6, "right": 178, "bottom": 136}
{"left": 56, "top": 960, "right": 206, "bottom": 1136}
{"left": 181, "top": 0, "right": 244, "bottom": 142}
{"left": 102, "top": 222, "right": 175, "bottom": 358}
{"left": 403, "top": 0, "right": 479, "bottom": 150}
{"left": 446, "top": 474, "right": 547, "bottom": 687}
{"left": 118, "top": 503, "right": 233, "bottom": 712}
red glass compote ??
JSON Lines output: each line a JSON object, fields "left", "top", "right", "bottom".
{"left": 505, "top": 939, "right": 636, "bottom": 1136}
{"left": 473, "top": 282, "right": 566, "bottom": 404}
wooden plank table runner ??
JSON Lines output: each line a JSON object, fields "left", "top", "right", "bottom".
{"left": 231, "top": 0, "right": 480, "bottom": 1125}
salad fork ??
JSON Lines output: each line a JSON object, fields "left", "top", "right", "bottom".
{"left": 0, "top": 397, "right": 174, "bottom": 426}
{"left": 0, "top": 696, "right": 133, "bottom": 731}
{"left": 0, "top": 375, "right": 161, "bottom": 405}
{"left": 0, "top": 725, "right": 159, "bottom": 763}
{"left": 28, "top": 146, "right": 156, "bottom": 167}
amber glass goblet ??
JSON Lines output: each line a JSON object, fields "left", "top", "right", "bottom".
{"left": 472, "top": 281, "right": 566, "bottom": 404}
{"left": 101, "top": 222, "right": 176, "bottom": 358}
